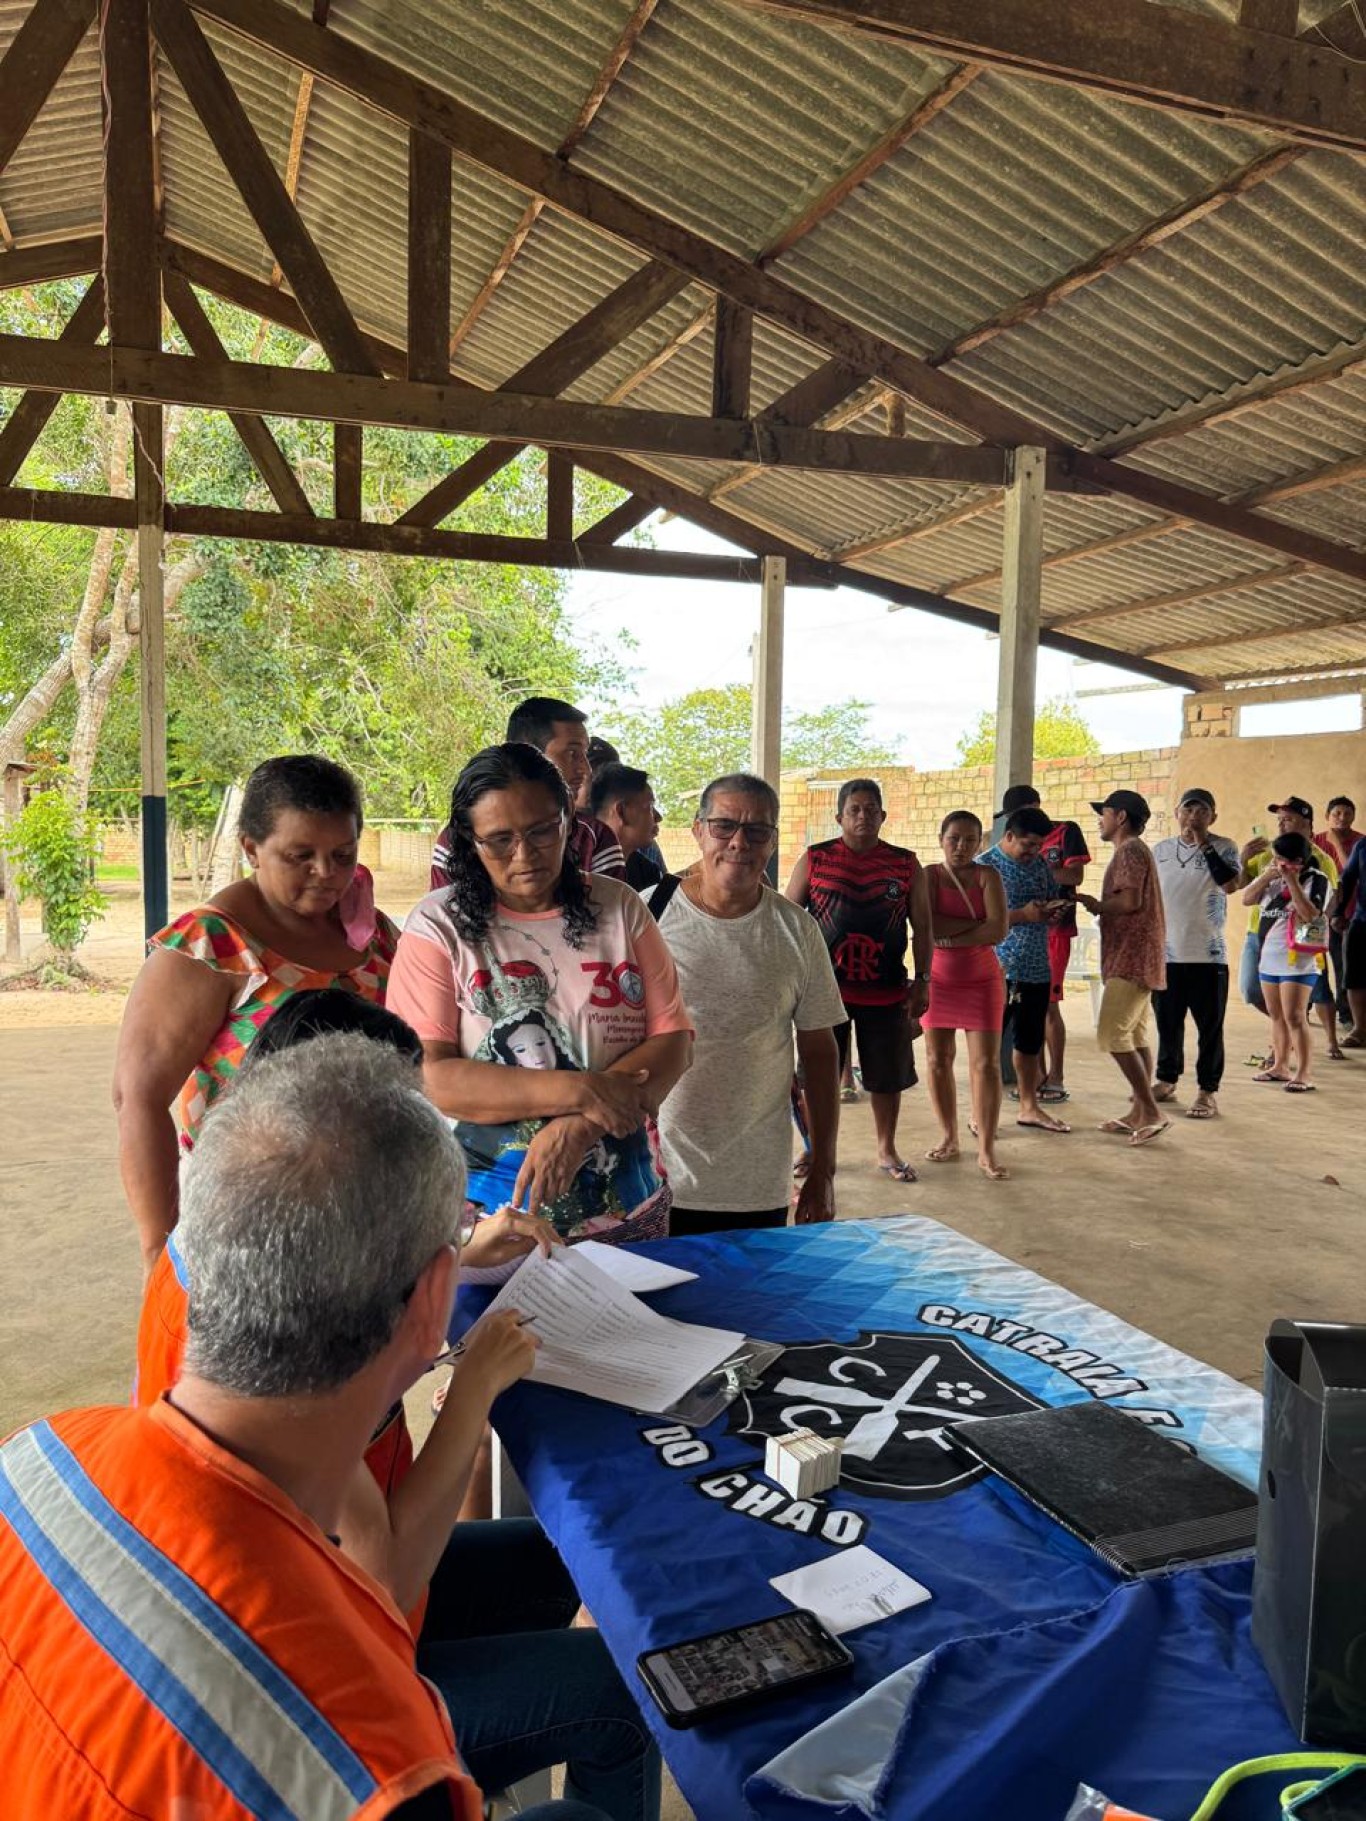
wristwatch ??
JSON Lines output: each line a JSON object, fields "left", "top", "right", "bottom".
{"left": 914, "top": 971, "right": 931, "bottom": 983}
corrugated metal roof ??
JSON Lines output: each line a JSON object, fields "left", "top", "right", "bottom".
{"left": 2, "top": 0, "right": 1366, "bottom": 685}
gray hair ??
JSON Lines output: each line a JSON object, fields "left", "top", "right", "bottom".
{"left": 178, "top": 1034, "right": 464, "bottom": 1398}
{"left": 698, "top": 772, "right": 780, "bottom": 823}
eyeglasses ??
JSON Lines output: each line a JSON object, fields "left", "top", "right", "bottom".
{"left": 471, "top": 814, "right": 566, "bottom": 860}
{"left": 701, "top": 818, "right": 777, "bottom": 846}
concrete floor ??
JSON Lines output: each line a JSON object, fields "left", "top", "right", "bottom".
{"left": 2, "top": 994, "right": 1363, "bottom": 1820}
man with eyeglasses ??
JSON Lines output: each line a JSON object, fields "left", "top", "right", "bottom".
{"left": 786, "top": 777, "right": 931, "bottom": 1183}
{"left": 646, "top": 773, "right": 845, "bottom": 1236}
{"left": 430, "top": 697, "right": 625, "bottom": 888}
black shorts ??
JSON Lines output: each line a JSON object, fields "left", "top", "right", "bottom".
{"left": 1345, "top": 921, "right": 1366, "bottom": 991}
{"left": 1005, "top": 979, "right": 1051, "bottom": 1057}
{"left": 834, "top": 1001, "right": 917, "bottom": 1093}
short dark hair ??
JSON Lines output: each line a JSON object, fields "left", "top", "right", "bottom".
{"left": 1272, "top": 832, "right": 1314, "bottom": 867}
{"left": 1001, "top": 784, "right": 1040, "bottom": 815}
{"left": 837, "top": 778, "right": 883, "bottom": 816}
{"left": 698, "top": 772, "right": 780, "bottom": 823}
{"left": 589, "top": 762, "right": 650, "bottom": 818}
{"left": 244, "top": 988, "right": 422, "bottom": 1071}
{"left": 505, "top": 696, "right": 586, "bottom": 751}
{"left": 1004, "top": 806, "right": 1053, "bottom": 839}
{"left": 1327, "top": 795, "right": 1356, "bottom": 815}
{"left": 587, "top": 735, "right": 619, "bottom": 772}
{"left": 940, "top": 809, "right": 982, "bottom": 836}
{"left": 239, "top": 756, "right": 363, "bottom": 842}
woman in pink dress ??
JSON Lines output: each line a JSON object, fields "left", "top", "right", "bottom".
{"left": 921, "top": 810, "right": 1009, "bottom": 1179}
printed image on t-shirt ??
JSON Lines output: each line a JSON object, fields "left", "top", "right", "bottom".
{"left": 458, "top": 954, "right": 658, "bottom": 1237}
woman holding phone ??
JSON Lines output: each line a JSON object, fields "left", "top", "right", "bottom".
{"left": 1244, "top": 832, "right": 1331, "bottom": 1092}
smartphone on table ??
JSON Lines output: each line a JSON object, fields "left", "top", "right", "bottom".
{"left": 637, "top": 1609, "right": 853, "bottom": 1728}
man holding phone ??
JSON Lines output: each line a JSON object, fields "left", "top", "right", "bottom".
{"left": 977, "top": 807, "right": 1073, "bottom": 1136}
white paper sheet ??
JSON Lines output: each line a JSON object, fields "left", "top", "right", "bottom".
{"left": 481, "top": 1246, "right": 742, "bottom": 1414}
{"left": 769, "top": 1546, "right": 932, "bottom": 1636}
{"left": 573, "top": 1240, "right": 698, "bottom": 1294}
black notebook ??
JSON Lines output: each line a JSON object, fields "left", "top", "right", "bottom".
{"left": 951, "top": 1400, "right": 1259, "bottom": 1577}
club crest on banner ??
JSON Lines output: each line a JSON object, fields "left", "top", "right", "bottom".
{"left": 729, "top": 1330, "right": 1043, "bottom": 1502}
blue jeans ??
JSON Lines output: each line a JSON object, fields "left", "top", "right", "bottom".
{"left": 417, "top": 1519, "right": 660, "bottom": 1821}
{"left": 1239, "top": 929, "right": 1266, "bottom": 1014}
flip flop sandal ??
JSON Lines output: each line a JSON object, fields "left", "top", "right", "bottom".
{"left": 1016, "top": 1117, "right": 1071, "bottom": 1134}
{"left": 1342, "top": 1033, "right": 1364, "bottom": 1049}
{"left": 1285, "top": 1080, "right": 1317, "bottom": 1093}
{"left": 1038, "top": 1085, "right": 1071, "bottom": 1103}
{"left": 877, "top": 1161, "right": 919, "bottom": 1182}
{"left": 1252, "top": 1070, "right": 1291, "bottom": 1083}
{"left": 840, "top": 1085, "right": 861, "bottom": 1102}
{"left": 1097, "top": 1119, "right": 1135, "bottom": 1135}
{"left": 1327, "top": 1047, "right": 1346, "bottom": 1061}
{"left": 1129, "top": 1120, "right": 1171, "bottom": 1147}
{"left": 1186, "top": 1100, "right": 1218, "bottom": 1119}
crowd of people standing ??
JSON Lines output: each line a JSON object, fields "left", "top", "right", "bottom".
{"left": 3, "top": 687, "right": 1361, "bottom": 1820}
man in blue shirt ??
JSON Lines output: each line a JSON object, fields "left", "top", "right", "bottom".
{"left": 978, "top": 807, "right": 1072, "bottom": 1136}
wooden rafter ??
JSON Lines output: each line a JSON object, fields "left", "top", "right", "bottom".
{"left": 0, "top": 484, "right": 833, "bottom": 583}
{"left": 579, "top": 494, "right": 656, "bottom": 544}
{"left": 0, "top": 276, "right": 104, "bottom": 486}
{"left": 0, "top": 235, "right": 105, "bottom": 288}
{"left": 605, "top": 67, "right": 978, "bottom": 422}
{"left": 711, "top": 297, "right": 753, "bottom": 419}
{"left": 732, "top": 0, "right": 1366, "bottom": 152}
{"left": 934, "top": 145, "right": 1304, "bottom": 365}
{"left": 0, "top": 334, "right": 1016, "bottom": 480}
{"left": 400, "top": 260, "right": 690, "bottom": 528}
{"left": 151, "top": 0, "right": 380, "bottom": 379}
{"left": 1051, "top": 561, "right": 1308, "bottom": 632}
{"left": 101, "top": 0, "right": 160, "bottom": 351}
{"left": 1146, "top": 611, "right": 1366, "bottom": 659}
{"left": 0, "top": 0, "right": 95, "bottom": 176}
{"left": 163, "top": 265, "right": 313, "bottom": 513}
{"left": 0, "top": 241, "right": 1207, "bottom": 689}
{"left": 446, "top": 0, "right": 660, "bottom": 357}
{"left": 407, "top": 127, "right": 452, "bottom": 383}
{"left": 831, "top": 494, "right": 1000, "bottom": 562}
{"left": 1239, "top": 0, "right": 1299, "bottom": 33}
{"left": 757, "top": 62, "right": 980, "bottom": 268}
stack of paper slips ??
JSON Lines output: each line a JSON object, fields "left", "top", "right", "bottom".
{"left": 764, "top": 1428, "right": 843, "bottom": 1498}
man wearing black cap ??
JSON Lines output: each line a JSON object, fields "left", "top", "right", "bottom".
{"left": 1077, "top": 790, "right": 1168, "bottom": 1146}
{"left": 990, "top": 784, "right": 1090, "bottom": 1101}
{"left": 1241, "top": 797, "right": 1341, "bottom": 1058}
{"left": 1150, "top": 789, "right": 1245, "bottom": 1119}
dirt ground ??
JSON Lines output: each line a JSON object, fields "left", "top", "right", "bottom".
{"left": 3, "top": 879, "right": 1363, "bottom": 1821}
{"left": 3, "top": 869, "right": 1363, "bottom": 1432}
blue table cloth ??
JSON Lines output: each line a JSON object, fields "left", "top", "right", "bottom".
{"left": 457, "top": 1216, "right": 1301, "bottom": 1821}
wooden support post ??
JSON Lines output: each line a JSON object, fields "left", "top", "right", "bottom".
{"left": 993, "top": 446, "right": 1046, "bottom": 815}
{"left": 712, "top": 297, "right": 753, "bottom": 420}
{"left": 335, "top": 423, "right": 362, "bottom": 519}
{"left": 134, "top": 400, "right": 168, "bottom": 938}
{"left": 751, "top": 555, "right": 786, "bottom": 881}
{"left": 546, "top": 451, "right": 573, "bottom": 543}
{"left": 407, "top": 127, "right": 452, "bottom": 383}
{"left": 101, "top": 0, "right": 160, "bottom": 351}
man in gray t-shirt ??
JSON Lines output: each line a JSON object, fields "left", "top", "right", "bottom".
{"left": 1150, "top": 787, "right": 1246, "bottom": 1118}
{"left": 647, "top": 773, "right": 845, "bottom": 1235}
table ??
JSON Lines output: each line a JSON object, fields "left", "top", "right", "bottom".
{"left": 463, "top": 1217, "right": 1303, "bottom": 1821}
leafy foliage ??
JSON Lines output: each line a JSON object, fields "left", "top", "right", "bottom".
{"left": 611, "top": 684, "right": 902, "bottom": 823}
{"left": 0, "top": 780, "right": 107, "bottom": 960}
{"left": 954, "top": 697, "right": 1101, "bottom": 768}
{"left": 4, "top": 280, "right": 636, "bottom": 827}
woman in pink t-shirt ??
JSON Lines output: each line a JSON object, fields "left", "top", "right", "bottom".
{"left": 388, "top": 743, "right": 693, "bottom": 1245}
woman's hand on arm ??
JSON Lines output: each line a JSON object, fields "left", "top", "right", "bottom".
{"left": 112, "top": 949, "right": 235, "bottom": 1281}
{"left": 604, "top": 1029, "right": 692, "bottom": 1119}
{"left": 512, "top": 1116, "right": 599, "bottom": 1215}
{"left": 337, "top": 1311, "right": 537, "bottom": 1612}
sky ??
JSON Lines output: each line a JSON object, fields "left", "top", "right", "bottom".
{"left": 568, "top": 513, "right": 1365, "bottom": 764}
{"left": 565, "top": 512, "right": 1191, "bottom": 771}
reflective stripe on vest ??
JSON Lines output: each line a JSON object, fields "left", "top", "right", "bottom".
{"left": 0, "top": 1421, "right": 377, "bottom": 1821}
{"left": 166, "top": 1227, "right": 190, "bottom": 1289}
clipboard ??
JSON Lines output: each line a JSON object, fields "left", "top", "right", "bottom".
{"left": 658, "top": 1339, "right": 786, "bottom": 1427}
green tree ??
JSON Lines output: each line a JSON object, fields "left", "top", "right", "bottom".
{"left": 611, "top": 685, "right": 902, "bottom": 824}
{"left": 2, "top": 280, "right": 634, "bottom": 828}
{"left": 954, "top": 697, "right": 1101, "bottom": 768}
{"left": 0, "top": 777, "right": 106, "bottom": 970}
